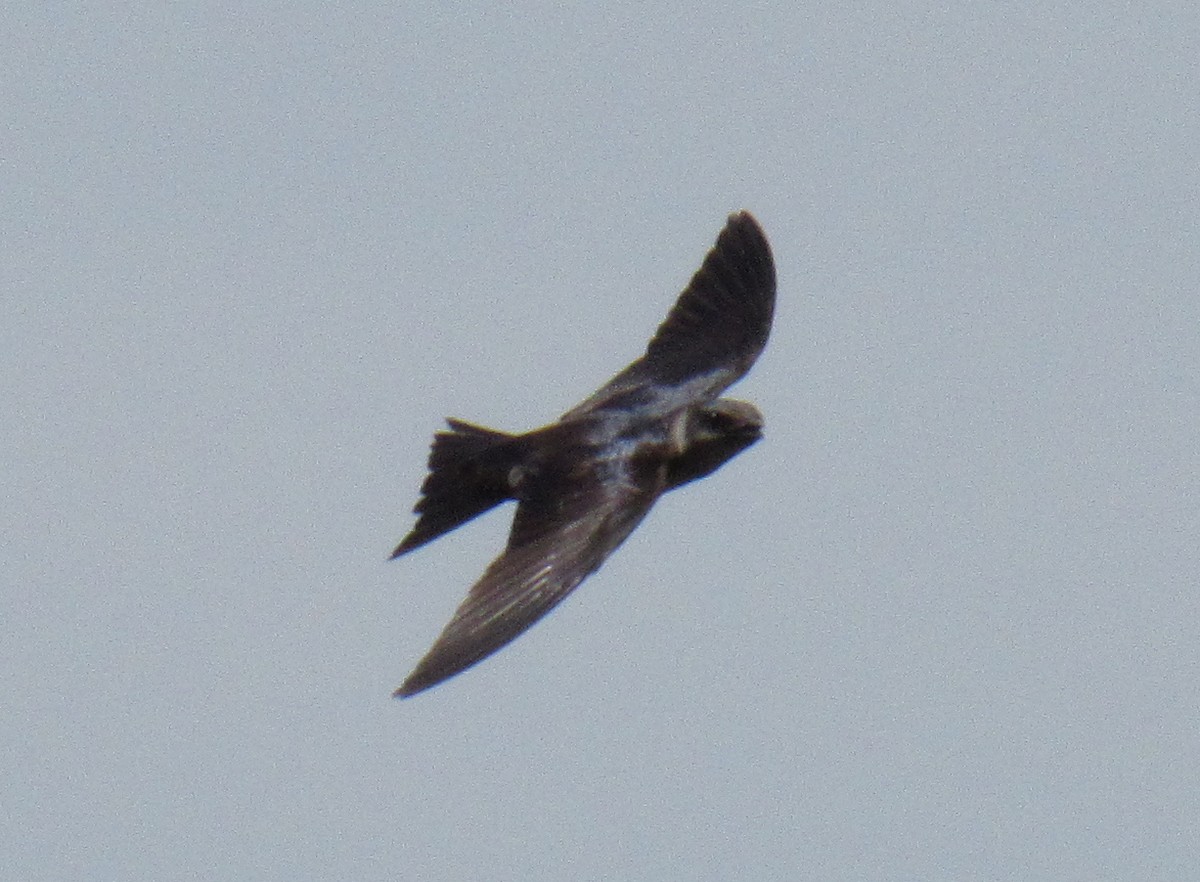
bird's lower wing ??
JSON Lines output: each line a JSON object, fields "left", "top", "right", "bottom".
{"left": 396, "top": 461, "right": 665, "bottom": 697}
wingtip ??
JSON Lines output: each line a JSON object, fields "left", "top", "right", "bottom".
{"left": 393, "top": 668, "right": 428, "bottom": 697}
{"left": 393, "top": 670, "right": 437, "bottom": 699}
{"left": 721, "top": 209, "right": 775, "bottom": 287}
{"left": 725, "top": 209, "right": 769, "bottom": 244}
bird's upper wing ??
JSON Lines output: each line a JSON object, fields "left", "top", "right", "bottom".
{"left": 396, "top": 452, "right": 667, "bottom": 697}
{"left": 564, "top": 210, "right": 776, "bottom": 420}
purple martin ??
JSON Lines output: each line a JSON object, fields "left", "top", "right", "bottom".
{"left": 392, "top": 211, "right": 775, "bottom": 697}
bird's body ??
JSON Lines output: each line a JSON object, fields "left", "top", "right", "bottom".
{"left": 393, "top": 212, "right": 776, "bottom": 697}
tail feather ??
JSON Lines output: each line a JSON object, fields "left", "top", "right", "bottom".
{"left": 392, "top": 419, "right": 520, "bottom": 557}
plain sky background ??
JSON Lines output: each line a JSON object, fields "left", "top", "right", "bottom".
{"left": 4, "top": 3, "right": 1199, "bottom": 879}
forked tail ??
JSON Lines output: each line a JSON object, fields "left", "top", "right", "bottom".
{"left": 391, "top": 419, "right": 521, "bottom": 557}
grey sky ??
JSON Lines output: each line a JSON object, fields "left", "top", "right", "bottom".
{"left": 5, "top": 3, "right": 1199, "bottom": 879}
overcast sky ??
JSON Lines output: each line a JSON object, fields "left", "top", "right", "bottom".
{"left": 5, "top": 3, "right": 1199, "bottom": 880}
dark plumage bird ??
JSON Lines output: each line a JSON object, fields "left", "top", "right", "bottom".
{"left": 392, "top": 211, "right": 776, "bottom": 697}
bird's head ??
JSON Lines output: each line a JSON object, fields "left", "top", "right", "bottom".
{"left": 667, "top": 399, "right": 763, "bottom": 490}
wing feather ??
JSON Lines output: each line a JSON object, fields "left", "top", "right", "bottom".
{"left": 395, "top": 458, "right": 665, "bottom": 697}
{"left": 565, "top": 211, "right": 775, "bottom": 418}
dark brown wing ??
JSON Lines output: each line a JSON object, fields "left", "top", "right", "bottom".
{"left": 565, "top": 211, "right": 776, "bottom": 419}
{"left": 395, "top": 454, "right": 667, "bottom": 697}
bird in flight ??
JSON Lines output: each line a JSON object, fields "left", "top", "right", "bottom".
{"left": 392, "top": 211, "right": 776, "bottom": 697}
